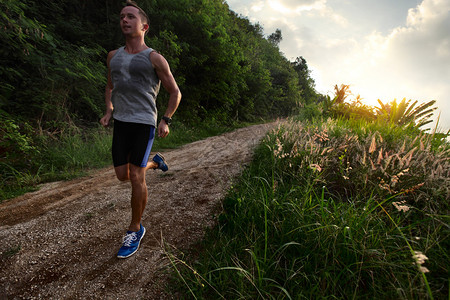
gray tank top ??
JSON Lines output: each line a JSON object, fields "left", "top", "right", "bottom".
{"left": 110, "top": 46, "right": 161, "bottom": 126}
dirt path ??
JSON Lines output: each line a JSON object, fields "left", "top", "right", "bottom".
{"left": 0, "top": 122, "right": 278, "bottom": 299}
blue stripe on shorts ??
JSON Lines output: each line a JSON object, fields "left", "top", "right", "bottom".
{"left": 140, "top": 126, "right": 156, "bottom": 167}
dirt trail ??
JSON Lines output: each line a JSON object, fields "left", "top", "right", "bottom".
{"left": 0, "top": 122, "right": 278, "bottom": 299}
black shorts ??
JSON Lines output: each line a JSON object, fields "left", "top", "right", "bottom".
{"left": 112, "top": 119, "right": 156, "bottom": 168}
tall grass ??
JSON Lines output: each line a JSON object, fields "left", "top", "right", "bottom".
{"left": 0, "top": 128, "right": 113, "bottom": 200}
{"left": 169, "top": 117, "right": 449, "bottom": 299}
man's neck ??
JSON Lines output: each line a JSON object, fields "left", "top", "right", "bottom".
{"left": 124, "top": 36, "right": 148, "bottom": 54}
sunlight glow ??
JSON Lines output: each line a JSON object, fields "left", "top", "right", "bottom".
{"left": 268, "top": 0, "right": 291, "bottom": 14}
{"left": 296, "top": 0, "right": 326, "bottom": 13}
{"left": 251, "top": 1, "right": 264, "bottom": 12}
{"left": 226, "top": 0, "right": 450, "bottom": 130}
{"left": 268, "top": 0, "right": 328, "bottom": 15}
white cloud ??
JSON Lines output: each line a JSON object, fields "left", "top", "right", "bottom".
{"left": 278, "top": 0, "right": 319, "bottom": 9}
{"left": 268, "top": 0, "right": 290, "bottom": 14}
{"left": 251, "top": 1, "right": 264, "bottom": 12}
{"left": 273, "top": 0, "right": 325, "bottom": 11}
{"left": 245, "top": 0, "right": 348, "bottom": 27}
{"left": 309, "top": 0, "right": 450, "bottom": 129}
{"left": 366, "top": 0, "right": 450, "bottom": 93}
{"left": 397, "top": 0, "right": 450, "bottom": 129}
{"left": 406, "top": 0, "right": 450, "bottom": 27}
{"left": 226, "top": 0, "right": 450, "bottom": 129}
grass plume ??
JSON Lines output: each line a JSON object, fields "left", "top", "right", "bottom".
{"left": 169, "top": 117, "right": 449, "bottom": 299}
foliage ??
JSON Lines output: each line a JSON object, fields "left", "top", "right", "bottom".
{"left": 294, "top": 102, "right": 322, "bottom": 121}
{"left": 0, "top": 112, "right": 37, "bottom": 161}
{"left": 324, "top": 84, "right": 438, "bottom": 130}
{"left": 333, "top": 83, "right": 352, "bottom": 105}
{"left": 0, "top": 0, "right": 319, "bottom": 199}
{"left": 1, "top": 0, "right": 318, "bottom": 128}
{"left": 292, "top": 56, "right": 318, "bottom": 104}
{"left": 325, "top": 84, "right": 375, "bottom": 121}
{"left": 268, "top": 28, "right": 283, "bottom": 46}
{"left": 375, "top": 98, "right": 437, "bottom": 129}
{"left": 269, "top": 118, "right": 449, "bottom": 207}
{"left": 169, "top": 118, "right": 449, "bottom": 299}
{"left": 149, "top": 0, "right": 307, "bottom": 123}
{"left": 0, "top": 119, "right": 243, "bottom": 202}
{"left": 0, "top": 127, "right": 113, "bottom": 201}
{"left": 0, "top": 0, "right": 106, "bottom": 128}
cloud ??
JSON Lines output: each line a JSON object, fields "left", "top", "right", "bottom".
{"left": 348, "top": 0, "right": 450, "bottom": 128}
{"left": 250, "top": 0, "right": 264, "bottom": 12}
{"left": 301, "top": 0, "right": 450, "bottom": 128}
{"left": 248, "top": 0, "right": 348, "bottom": 26}
{"left": 278, "top": 0, "right": 319, "bottom": 9}
{"left": 366, "top": 0, "right": 450, "bottom": 94}
{"left": 271, "top": 0, "right": 324, "bottom": 11}
{"left": 406, "top": 0, "right": 450, "bottom": 27}
{"left": 226, "top": 0, "right": 450, "bottom": 129}
{"left": 267, "top": 0, "right": 318, "bottom": 15}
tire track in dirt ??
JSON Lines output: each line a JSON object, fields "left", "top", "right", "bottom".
{"left": 0, "top": 121, "right": 278, "bottom": 299}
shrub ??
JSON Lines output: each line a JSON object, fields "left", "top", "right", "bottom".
{"left": 269, "top": 118, "right": 449, "bottom": 211}
{"left": 0, "top": 115, "right": 36, "bottom": 161}
{"left": 375, "top": 98, "right": 437, "bottom": 129}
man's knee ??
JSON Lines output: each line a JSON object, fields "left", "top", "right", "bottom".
{"left": 115, "top": 165, "right": 130, "bottom": 181}
{"left": 117, "top": 174, "right": 129, "bottom": 182}
{"left": 129, "top": 166, "right": 145, "bottom": 184}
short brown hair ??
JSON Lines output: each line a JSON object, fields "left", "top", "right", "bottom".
{"left": 125, "top": 0, "right": 150, "bottom": 34}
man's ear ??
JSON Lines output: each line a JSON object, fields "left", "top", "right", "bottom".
{"left": 142, "top": 23, "right": 149, "bottom": 32}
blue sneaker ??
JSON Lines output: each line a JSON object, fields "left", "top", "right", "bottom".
{"left": 152, "top": 153, "right": 168, "bottom": 172}
{"left": 117, "top": 224, "right": 146, "bottom": 259}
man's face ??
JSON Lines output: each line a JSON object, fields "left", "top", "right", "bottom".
{"left": 119, "top": 6, "right": 147, "bottom": 36}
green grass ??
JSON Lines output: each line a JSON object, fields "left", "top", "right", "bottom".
{"left": 1, "top": 245, "right": 21, "bottom": 259}
{"left": 153, "top": 120, "right": 241, "bottom": 150}
{"left": 168, "top": 117, "right": 449, "bottom": 299}
{"left": 0, "top": 128, "right": 113, "bottom": 200}
{"left": 0, "top": 120, "right": 242, "bottom": 202}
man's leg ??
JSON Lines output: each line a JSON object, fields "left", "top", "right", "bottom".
{"left": 114, "top": 162, "right": 157, "bottom": 231}
{"left": 115, "top": 155, "right": 168, "bottom": 258}
{"left": 115, "top": 163, "right": 152, "bottom": 259}
{"left": 114, "top": 161, "right": 157, "bottom": 182}
{"left": 114, "top": 152, "right": 168, "bottom": 231}
{"left": 128, "top": 164, "right": 148, "bottom": 232}
{"left": 114, "top": 164, "right": 130, "bottom": 181}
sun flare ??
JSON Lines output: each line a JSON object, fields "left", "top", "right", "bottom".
{"left": 268, "top": 0, "right": 290, "bottom": 14}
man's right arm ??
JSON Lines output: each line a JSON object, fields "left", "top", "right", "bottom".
{"left": 100, "top": 50, "right": 116, "bottom": 127}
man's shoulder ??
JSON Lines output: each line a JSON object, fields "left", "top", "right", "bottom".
{"left": 108, "top": 48, "right": 121, "bottom": 57}
{"left": 149, "top": 51, "right": 168, "bottom": 67}
{"left": 107, "top": 48, "right": 122, "bottom": 64}
{"left": 149, "top": 49, "right": 162, "bottom": 59}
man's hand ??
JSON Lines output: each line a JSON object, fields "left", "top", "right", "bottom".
{"left": 158, "top": 120, "right": 169, "bottom": 138}
{"left": 100, "top": 112, "right": 112, "bottom": 127}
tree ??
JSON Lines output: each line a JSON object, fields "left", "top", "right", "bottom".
{"left": 268, "top": 28, "right": 282, "bottom": 46}
{"left": 1, "top": 0, "right": 310, "bottom": 128}
{"left": 292, "top": 56, "right": 317, "bottom": 103}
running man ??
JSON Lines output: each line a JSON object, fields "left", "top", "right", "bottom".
{"left": 100, "top": 0, "right": 181, "bottom": 259}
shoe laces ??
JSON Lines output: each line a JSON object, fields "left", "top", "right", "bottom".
{"left": 122, "top": 232, "right": 137, "bottom": 247}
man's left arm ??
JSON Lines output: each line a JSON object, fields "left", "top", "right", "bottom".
{"left": 151, "top": 51, "right": 182, "bottom": 138}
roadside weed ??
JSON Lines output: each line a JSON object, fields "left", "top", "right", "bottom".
{"left": 170, "top": 118, "right": 449, "bottom": 299}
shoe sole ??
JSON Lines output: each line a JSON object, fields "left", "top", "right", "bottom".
{"left": 117, "top": 227, "right": 146, "bottom": 259}
{"left": 156, "top": 152, "right": 166, "bottom": 161}
{"left": 154, "top": 152, "right": 168, "bottom": 171}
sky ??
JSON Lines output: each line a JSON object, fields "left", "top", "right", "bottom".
{"left": 225, "top": 0, "right": 450, "bottom": 131}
